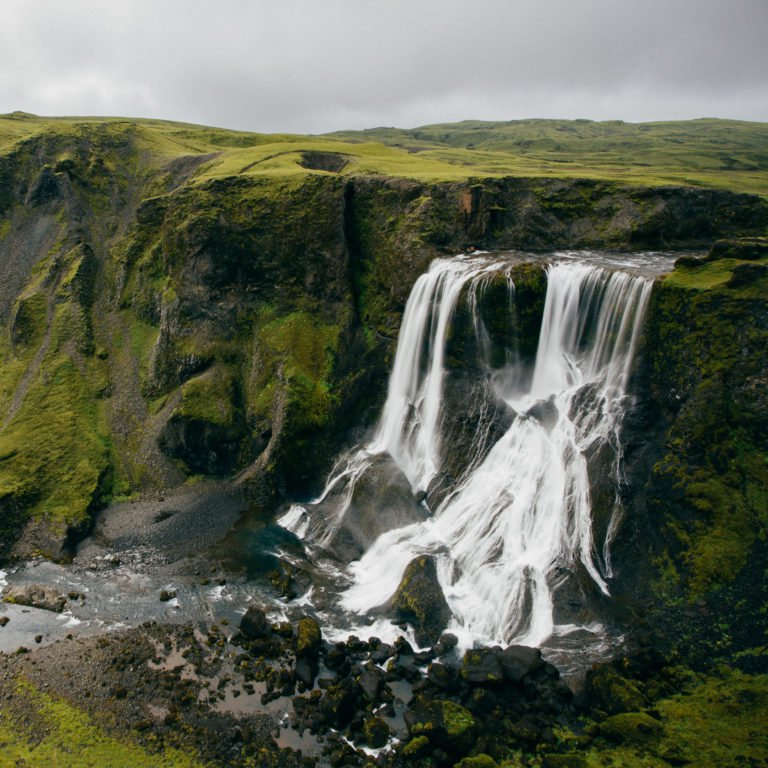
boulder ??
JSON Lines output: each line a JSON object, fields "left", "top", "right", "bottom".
{"left": 295, "top": 615, "right": 322, "bottom": 659}
{"left": 2, "top": 584, "right": 67, "bottom": 613}
{"left": 295, "top": 656, "right": 319, "bottom": 688}
{"left": 583, "top": 664, "right": 646, "bottom": 715}
{"left": 362, "top": 716, "right": 390, "bottom": 748}
{"left": 461, "top": 648, "right": 505, "bottom": 685}
{"left": 405, "top": 695, "right": 477, "bottom": 754}
{"left": 389, "top": 556, "right": 451, "bottom": 647}
{"left": 499, "top": 644, "right": 545, "bottom": 682}
{"left": 356, "top": 661, "right": 386, "bottom": 702}
{"left": 239, "top": 606, "right": 271, "bottom": 640}
{"left": 322, "top": 453, "right": 429, "bottom": 561}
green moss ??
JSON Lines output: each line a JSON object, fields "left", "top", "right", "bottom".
{"left": 663, "top": 254, "right": 768, "bottom": 291}
{"left": 0, "top": 352, "right": 110, "bottom": 531}
{"left": 294, "top": 616, "right": 321, "bottom": 658}
{"left": 362, "top": 716, "right": 390, "bottom": 749}
{"left": 575, "top": 668, "right": 768, "bottom": 768}
{"left": 455, "top": 755, "right": 499, "bottom": 768}
{"left": 176, "top": 365, "right": 238, "bottom": 428}
{"left": 248, "top": 308, "right": 342, "bottom": 434}
{"left": 643, "top": 255, "right": 768, "bottom": 608}
{"left": 402, "top": 735, "right": 431, "bottom": 759}
{"left": 595, "top": 712, "right": 663, "bottom": 744}
{"left": 126, "top": 313, "right": 160, "bottom": 379}
{"left": 0, "top": 681, "right": 208, "bottom": 767}
{"left": 10, "top": 290, "right": 47, "bottom": 350}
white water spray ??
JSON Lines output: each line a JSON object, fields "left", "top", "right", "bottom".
{"left": 281, "top": 253, "right": 659, "bottom": 648}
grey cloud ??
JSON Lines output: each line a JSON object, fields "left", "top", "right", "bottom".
{"left": 0, "top": 0, "right": 766, "bottom": 133}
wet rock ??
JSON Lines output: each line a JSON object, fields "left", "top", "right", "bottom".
{"left": 159, "top": 589, "right": 176, "bottom": 602}
{"left": 357, "top": 662, "right": 386, "bottom": 702}
{"left": 2, "top": 584, "right": 67, "bottom": 613}
{"left": 295, "top": 616, "right": 322, "bottom": 659}
{"left": 405, "top": 695, "right": 477, "bottom": 755}
{"left": 318, "top": 679, "right": 360, "bottom": 729}
{"left": 295, "top": 656, "right": 319, "bottom": 689}
{"left": 0, "top": 616, "right": 9, "bottom": 627}
{"left": 239, "top": 606, "right": 272, "bottom": 640}
{"left": 461, "top": 648, "right": 504, "bottom": 685}
{"left": 434, "top": 632, "right": 459, "bottom": 657}
{"left": 325, "top": 643, "right": 349, "bottom": 672}
{"left": 322, "top": 454, "right": 430, "bottom": 561}
{"left": 389, "top": 556, "right": 451, "bottom": 647}
{"left": 499, "top": 644, "right": 545, "bottom": 682}
{"left": 426, "top": 662, "right": 460, "bottom": 692}
{"left": 370, "top": 642, "right": 394, "bottom": 664}
{"left": 362, "top": 716, "right": 390, "bottom": 748}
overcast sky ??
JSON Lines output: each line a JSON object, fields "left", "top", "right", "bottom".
{"left": 1, "top": 0, "right": 766, "bottom": 134}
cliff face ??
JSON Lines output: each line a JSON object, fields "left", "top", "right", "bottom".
{"left": 0, "top": 121, "right": 767, "bottom": 561}
{"left": 614, "top": 242, "right": 768, "bottom": 666}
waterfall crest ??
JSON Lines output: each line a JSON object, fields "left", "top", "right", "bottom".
{"left": 280, "top": 252, "right": 661, "bottom": 649}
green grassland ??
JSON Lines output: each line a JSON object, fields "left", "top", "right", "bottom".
{"left": 1, "top": 112, "right": 767, "bottom": 195}
{"left": 0, "top": 681, "right": 208, "bottom": 768}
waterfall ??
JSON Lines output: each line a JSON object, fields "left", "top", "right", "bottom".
{"left": 280, "top": 252, "right": 660, "bottom": 649}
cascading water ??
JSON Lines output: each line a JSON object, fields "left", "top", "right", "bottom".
{"left": 280, "top": 251, "right": 667, "bottom": 653}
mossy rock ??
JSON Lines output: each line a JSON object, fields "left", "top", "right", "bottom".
{"left": 406, "top": 696, "right": 477, "bottom": 754}
{"left": 362, "top": 716, "right": 390, "bottom": 749}
{"left": 402, "top": 735, "right": 431, "bottom": 761}
{"left": 541, "top": 755, "right": 588, "bottom": 768}
{"left": 295, "top": 615, "right": 321, "bottom": 659}
{"left": 454, "top": 754, "right": 498, "bottom": 768}
{"left": 390, "top": 555, "right": 451, "bottom": 647}
{"left": 584, "top": 665, "right": 647, "bottom": 715}
{"left": 595, "top": 712, "right": 663, "bottom": 744}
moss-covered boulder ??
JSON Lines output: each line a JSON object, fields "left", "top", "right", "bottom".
{"left": 595, "top": 711, "right": 664, "bottom": 744}
{"left": 454, "top": 754, "right": 498, "bottom": 768}
{"left": 390, "top": 555, "right": 452, "bottom": 647}
{"left": 583, "top": 665, "right": 647, "bottom": 715}
{"left": 405, "top": 695, "right": 477, "bottom": 755}
{"left": 294, "top": 615, "right": 321, "bottom": 659}
{"left": 362, "top": 716, "right": 390, "bottom": 748}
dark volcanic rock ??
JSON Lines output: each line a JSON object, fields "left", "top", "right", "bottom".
{"left": 390, "top": 556, "right": 452, "bottom": 647}
{"left": 405, "top": 695, "right": 477, "bottom": 755}
{"left": 499, "top": 644, "right": 545, "bottom": 682}
{"left": 321, "top": 453, "right": 429, "bottom": 561}
{"left": 239, "top": 606, "right": 271, "bottom": 640}
{"left": 461, "top": 648, "right": 505, "bottom": 685}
